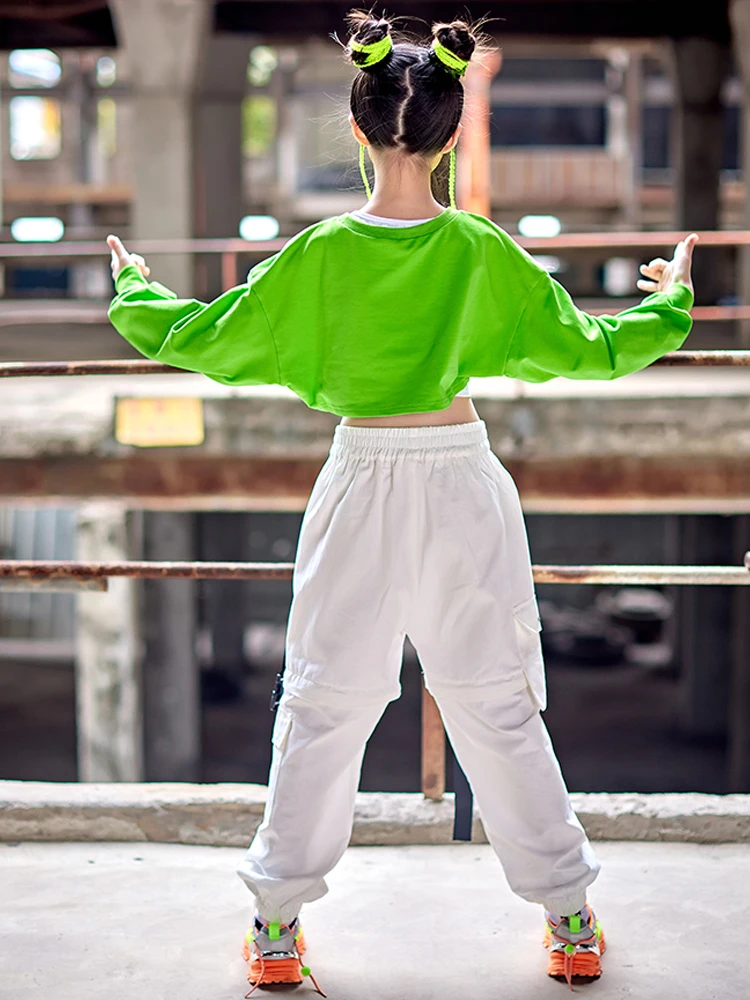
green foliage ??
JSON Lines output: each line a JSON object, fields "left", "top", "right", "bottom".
{"left": 243, "top": 96, "right": 277, "bottom": 158}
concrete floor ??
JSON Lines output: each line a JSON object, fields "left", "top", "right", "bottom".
{"left": 1, "top": 841, "right": 748, "bottom": 1000}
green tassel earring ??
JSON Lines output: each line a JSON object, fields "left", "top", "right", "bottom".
{"left": 448, "top": 146, "right": 457, "bottom": 210}
{"left": 359, "top": 143, "right": 372, "bottom": 200}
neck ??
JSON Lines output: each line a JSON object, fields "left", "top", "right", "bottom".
{"left": 363, "top": 150, "right": 447, "bottom": 219}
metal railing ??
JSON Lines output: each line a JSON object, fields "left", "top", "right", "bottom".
{"left": 2, "top": 227, "right": 750, "bottom": 798}
{"left": 0, "top": 558, "right": 749, "bottom": 590}
{"left": 1, "top": 554, "right": 749, "bottom": 801}
{"left": 1, "top": 352, "right": 750, "bottom": 378}
{"left": 2, "top": 229, "right": 750, "bottom": 321}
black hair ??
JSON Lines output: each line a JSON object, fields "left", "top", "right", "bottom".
{"left": 342, "top": 8, "right": 484, "bottom": 156}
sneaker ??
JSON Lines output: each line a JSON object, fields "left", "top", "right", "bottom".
{"left": 242, "top": 914, "right": 326, "bottom": 997}
{"left": 543, "top": 903, "right": 606, "bottom": 988}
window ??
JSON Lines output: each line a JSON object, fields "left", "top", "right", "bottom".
{"left": 8, "top": 49, "right": 61, "bottom": 88}
{"left": 642, "top": 106, "right": 670, "bottom": 170}
{"left": 724, "top": 105, "right": 740, "bottom": 172}
{"left": 490, "top": 105, "right": 607, "bottom": 147}
{"left": 642, "top": 105, "right": 740, "bottom": 172}
{"left": 499, "top": 58, "right": 607, "bottom": 83}
{"left": 9, "top": 97, "right": 62, "bottom": 160}
{"left": 98, "top": 98, "right": 117, "bottom": 159}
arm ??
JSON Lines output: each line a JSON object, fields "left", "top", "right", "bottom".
{"left": 106, "top": 238, "right": 280, "bottom": 387}
{"left": 503, "top": 235, "right": 697, "bottom": 382}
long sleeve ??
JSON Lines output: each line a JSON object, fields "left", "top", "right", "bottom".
{"left": 502, "top": 270, "right": 694, "bottom": 383}
{"left": 107, "top": 263, "right": 281, "bottom": 386}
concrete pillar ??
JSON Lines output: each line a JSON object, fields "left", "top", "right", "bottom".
{"left": 109, "top": 0, "right": 211, "bottom": 295}
{"left": 672, "top": 37, "right": 731, "bottom": 306}
{"left": 142, "top": 512, "right": 200, "bottom": 781}
{"left": 623, "top": 52, "right": 644, "bottom": 228}
{"left": 273, "top": 50, "right": 301, "bottom": 223}
{"left": 730, "top": 1, "right": 750, "bottom": 343}
{"left": 68, "top": 59, "right": 97, "bottom": 297}
{"left": 728, "top": 516, "right": 750, "bottom": 790}
{"left": 75, "top": 503, "right": 143, "bottom": 782}
{"left": 676, "top": 515, "right": 733, "bottom": 739}
{"left": 193, "top": 35, "right": 249, "bottom": 298}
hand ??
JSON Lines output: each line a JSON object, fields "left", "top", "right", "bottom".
{"left": 107, "top": 234, "right": 150, "bottom": 282}
{"left": 637, "top": 233, "right": 699, "bottom": 295}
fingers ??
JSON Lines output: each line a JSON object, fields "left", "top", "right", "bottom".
{"left": 107, "top": 234, "right": 147, "bottom": 283}
{"left": 637, "top": 235, "right": 699, "bottom": 295}
{"left": 106, "top": 234, "right": 130, "bottom": 262}
{"left": 131, "top": 253, "right": 151, "bottom": 277}
{"left": 640, "top": 258, "right": 668, "bottom": 278}
{"left": 673, "top": 233, "right": 699, "bottom": 262}
{"left": 671, "top": 232, "right": 699, "bottom": 287}
{"left": 679, "top": 232, "right": 699, "bottom": 260}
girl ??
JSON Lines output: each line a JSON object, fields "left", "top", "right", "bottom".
{"left": 107, "top": 10, "right": 697, "bottom": 994}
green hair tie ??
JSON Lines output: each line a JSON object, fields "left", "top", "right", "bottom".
{"left": 350, "top": 34, "right": 393, "bottom": 67}
{"left": 431, "top": 39, "right": 469, "bottom": 77}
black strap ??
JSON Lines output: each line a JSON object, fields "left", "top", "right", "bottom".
{"left": 449, "top": 739, "right": 473, "bottom": 841}
{"left": 270, "top": 668, "right": 285, "bottom": 712}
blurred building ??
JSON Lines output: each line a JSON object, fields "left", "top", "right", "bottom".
{"left": 0, "top": 12, "right": 743, "bottom": 301}
{"left": 0, "top": 2, "right": 748, "bottom": 796}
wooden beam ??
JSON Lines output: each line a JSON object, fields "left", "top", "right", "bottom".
{"left": 0, "top": 455, "right": 749, "bottom": 512}
{"left": 3, "top": 182, "right": 132, "bottom": 205}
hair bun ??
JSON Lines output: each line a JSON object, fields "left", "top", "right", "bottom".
{"left": 345, "top": 9, "right": 393, "bottom": 70}
{"left": 431, "top": 20, "right": 477, "bottom": 67}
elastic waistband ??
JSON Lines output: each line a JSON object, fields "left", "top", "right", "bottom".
{"left": 330, "top": 419, "right": 491, "bottom": 457}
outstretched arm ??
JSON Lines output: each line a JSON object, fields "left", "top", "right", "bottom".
{"left": 106, "top": 235, "right": 281, "bottom": 387}
{"left": 503, "top": 235, "right": 698, "bottom": 382}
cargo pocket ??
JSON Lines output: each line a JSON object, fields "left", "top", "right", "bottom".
{"left": 264, "top": 705, "right": 294, "bottom": 817}
{"left": 271, "top": 704, "right": 293, "bottom": 754}
{"left": 512, "top": 595, "right": 547, "bottom": 712}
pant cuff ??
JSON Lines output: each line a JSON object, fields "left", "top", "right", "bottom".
{"left": 236, "top": 865, "right": 320, "bottom": 925}
{"left": 255, "top": 904, "right": 301, "bottom": 925}
{"left": 540, "top": 890, "right": 589, "bottom": 916}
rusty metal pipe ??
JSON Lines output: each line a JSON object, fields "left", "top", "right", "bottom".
{"left": 0, "top": 560, "right": 296, "bottom": 582}
{"left": 0, "top": 560, "right": 748, "bottom": 585}
{"left": 652, "top": 350, "right": 750, "bottom": 365}
{"left": 0, "top": 360, "right": 181, "bottom": 378}
{"left": 5, "top": 230, "right": 750, "bottom": 261}
{"left": 2, "top": 352, "right": 749, "bottom": 379}
{"left": 0, "top": 238, "right": 286, "bottom": 259}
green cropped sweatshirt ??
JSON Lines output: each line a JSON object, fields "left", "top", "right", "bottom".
{"left": 108, "top": 207, "right": 694, "bottom": 418}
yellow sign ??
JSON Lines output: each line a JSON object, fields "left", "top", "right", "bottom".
{"left": 115, "top": 397, "right": 205, "bottom": 448}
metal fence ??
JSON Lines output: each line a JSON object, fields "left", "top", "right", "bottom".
{"left": 2, "top": 229, "right": 750, "bottom": 794}
{"left": 2, "top": 229, "right": 750, "bottom": 325}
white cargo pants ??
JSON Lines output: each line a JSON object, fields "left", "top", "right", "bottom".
{"left": 237, "top": 420, "right": 600, "bottom": 923}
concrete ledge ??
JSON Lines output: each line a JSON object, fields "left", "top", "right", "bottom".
{"left": 1, "top": 782, "right": 750, "bottom": 846}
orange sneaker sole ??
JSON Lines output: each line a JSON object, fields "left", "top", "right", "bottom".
{"left": 543, "top": 926, "right": 607, "bottom": 979}
{"left": 242, "top": 930, "right": 308, "bottom": 986}
{"left": 246, "top": 955, "right": 304, "bottom": 986}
